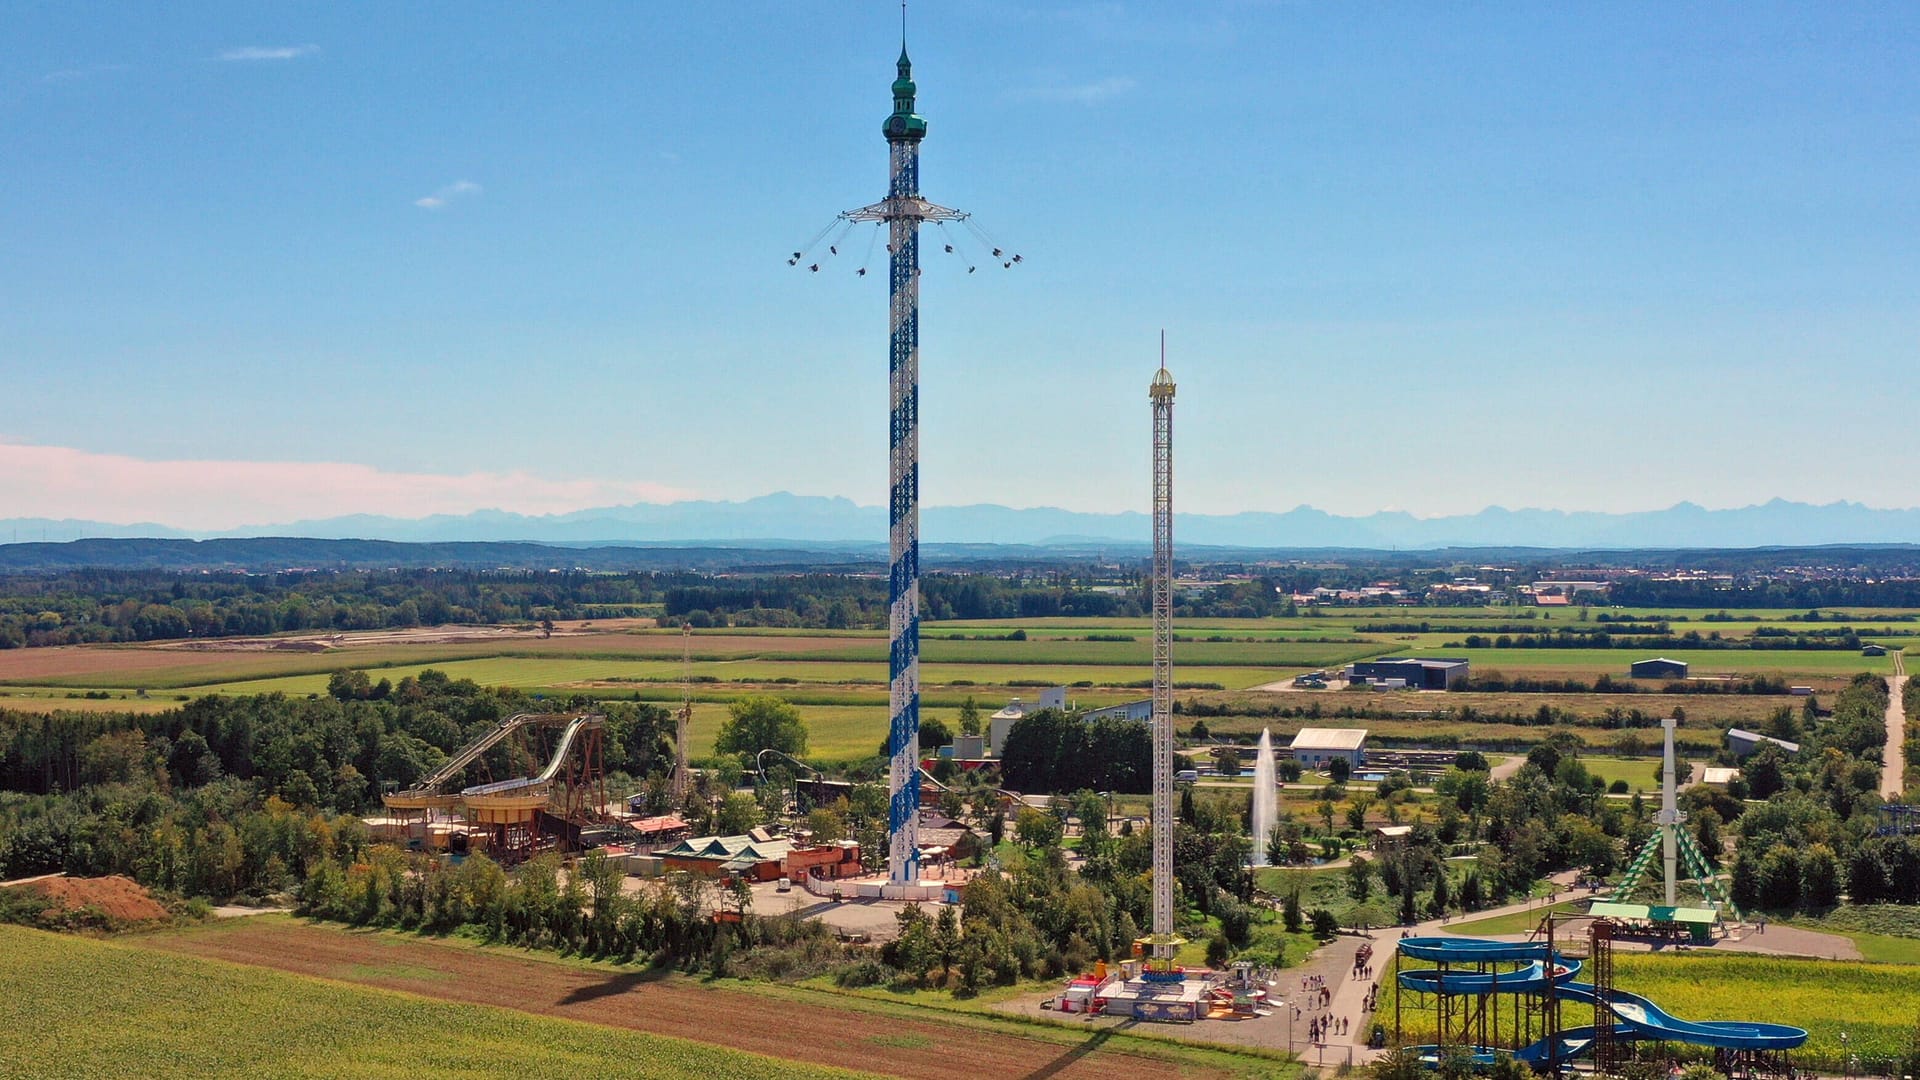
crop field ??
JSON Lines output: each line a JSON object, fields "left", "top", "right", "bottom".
{"left": 0, "top": 924, "right": 883, "bottom": 1080}
{"left": 1395, "top": 646, "right": 1896, "bottom": 678}
{"left": 0, "top": 689, "right": 178, "bottom": 714}
{"left": 130, "top": 917, "right": 1287, "bottom": 1080}
{"left": 1382, "top": 947, "right": 1920, "bottom": 1069}
{"left": 0, "top": 616, "right": 1898, "bottom": 766}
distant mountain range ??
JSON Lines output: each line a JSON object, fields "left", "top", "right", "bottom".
{"left": 5, "top": 493, "right": 1920, "bottom": 552}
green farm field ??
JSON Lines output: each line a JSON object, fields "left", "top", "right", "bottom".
{"left": 0, "top": 617, "right": 1896, "bottom": 765}
{"left": 1576, "top": 755, "right": 1663, "bottom": 793}
{"left": 1396, "top": 646, "right": 1897, "bottom": 678}
{"left": 0, "top": 924, "right": 882, "bottom": 1080}
{"left": 115, "top": 657, "right": 1304, "bottom": 697}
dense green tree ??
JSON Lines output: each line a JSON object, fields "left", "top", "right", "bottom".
{"left": 714, "top": 696, "right": 808, "bottom": 760}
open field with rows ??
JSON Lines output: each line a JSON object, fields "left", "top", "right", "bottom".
{"left": 1394, "top": 645, "right": 1900, "bottom": 678}
{"left": 120, "top": 916, "right": 1289, "bottom": 1080}
{"left": 0, "top": 614, "right": 1901, "bottom": 765}
{"left": 0, "top": 923, "right": 885, "bottom": 1080}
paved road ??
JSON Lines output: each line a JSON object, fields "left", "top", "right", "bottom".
{"left": 1488, "top": 753, "right": 1527, "bottom": 782}
{"left": 1883, "top": 651, "right": 1907, "bottom": 799}
{"left": 1327, "top": 870, "right": 1587, "bottom": 1065}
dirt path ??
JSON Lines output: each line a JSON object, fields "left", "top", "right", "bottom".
{"left": 1883, "top": 655, "right": 1907, "bottom": 799}
{"left": 139, "top": 919, "right": 1247, "bottom": 1080}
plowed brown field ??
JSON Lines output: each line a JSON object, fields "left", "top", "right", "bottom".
{"left": 144, "top": 920, "right": 1264, "bottom": 1080}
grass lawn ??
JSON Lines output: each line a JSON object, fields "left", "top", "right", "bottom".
{"left": 1443, "top": 900, "right": 1582, "bottom": 936}
{"left": 1575, "top": 755, "right": 1661, "bottom": 793}
{"left": 1787, "top": 905, "right": 1920, "bottom": 964}
{"left": 0, "top": 689, "right": 179, "bottom": 713}
{"left": 0, "top": 924, "right": 880, "bottom": 1080}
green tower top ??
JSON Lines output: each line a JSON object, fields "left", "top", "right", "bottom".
{"left": 884, "top": 47, "right": 928, "bottom": 142}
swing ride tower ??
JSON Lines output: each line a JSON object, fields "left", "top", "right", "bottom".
{"left": 794, "top": 25, "right": 1019, "bottom": 889}
{"left": 839, "top": 45, "right": 966, "bottom": 886}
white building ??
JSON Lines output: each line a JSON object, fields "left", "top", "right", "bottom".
{"left": 1288, "top": 728, "right": 1369, "bottom": 768}
{"left": 987, "top": 687, "right": 1067, "bottom": 756}
{"left": 1725, "top": 728, "right": 1800, "bottom": 758}
{"left": 1082, "top": 699, "right": 1152, "bottom": 724}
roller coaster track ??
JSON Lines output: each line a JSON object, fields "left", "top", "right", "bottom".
{"left": 462, "top": 714, "right": 604, "bottom": 797}
{"left": 396, "top": 712, "right": 602, "bottom": 797}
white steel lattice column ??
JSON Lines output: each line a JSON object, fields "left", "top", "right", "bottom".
{"left": 1147, "top": 355, "right": 1181, "bottom": 972}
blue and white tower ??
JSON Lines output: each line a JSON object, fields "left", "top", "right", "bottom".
{"left": 839, "top": 45, "right": 970, "bottom": 886}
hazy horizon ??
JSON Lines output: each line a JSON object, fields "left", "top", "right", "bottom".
{"left": 8, "top": 4, "right": 1917, "bottom": 526}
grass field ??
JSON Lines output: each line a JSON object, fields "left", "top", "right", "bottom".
{"left": 134, "top": 916, "right": 1292, "bottom": 1080}
{"left": 0, "top": 924, "right": 883, "bottom": 1080}
{"left": 14, "top": 655, "right": 1314, "bottom": 696}
{"left": 1788, "top": 905, "right": 1920, "bottom": 964}
{"left": 1442, "top": 901, "right": 1583, "bottom": 936}
{"left": 1575, "top": 756, "right": 1662, "bottom": 793}
{"left": 0, "top": 690, "right": 178, "bottom": 714}
{"left": 1398, "top": 646, "right": 1895, "bottom": 678}
{"left": 0, "top": 616, "right": 1899, "bottom": 766}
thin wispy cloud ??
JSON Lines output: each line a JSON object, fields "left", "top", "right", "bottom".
{"left": 0, "top": 440, "right": 690, "bottom": 531}
{"left": 219, "top": 44, "right": 319, "bottom": 62}
{"left": 1007, "top": 76, "right": 1136, "bottom": 105}
{"left": 414, "top": 179, "right": 482, "bottom": 210}
{"left": 41, "top": 63, "right": 130, "bottom": 84}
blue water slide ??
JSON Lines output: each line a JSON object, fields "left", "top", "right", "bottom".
{"left": 1394, "top": 936, "right": 1807, "bottom": 1064}
{"left": 1397, "top": 958, "right": 1582, "bottom": 996}
{"left": 1552, "top": 982, "right": 1807, "bottom": 1051}
{"left": 1398, "top": 937, "right": 1560, "bottom": 964}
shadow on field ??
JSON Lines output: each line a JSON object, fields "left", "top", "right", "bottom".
{"left": 1022, "top": 1028, "right": 1115, "bottom": 1080}
{"left": 557, "top": 967, "right": 673, "bottom": 1005}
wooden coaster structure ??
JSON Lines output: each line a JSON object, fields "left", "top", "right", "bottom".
{"left": 382, "top": 712, "right": 608, "bottom": 863}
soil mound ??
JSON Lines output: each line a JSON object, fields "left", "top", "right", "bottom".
{"left": 13, "top": 875, "right": 171, "bottom": 923}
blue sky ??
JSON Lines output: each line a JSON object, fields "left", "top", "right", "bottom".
{"left": 3, "top": 2, "right": 1917, "bottom": 529}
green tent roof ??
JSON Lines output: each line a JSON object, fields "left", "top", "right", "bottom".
{"left": 1591, "top": 901, "right": 1719, "bottom": 924}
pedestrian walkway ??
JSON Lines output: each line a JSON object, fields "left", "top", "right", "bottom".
{"left": 1328, "top": 870, "right": 1585, "bottom": 1067}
